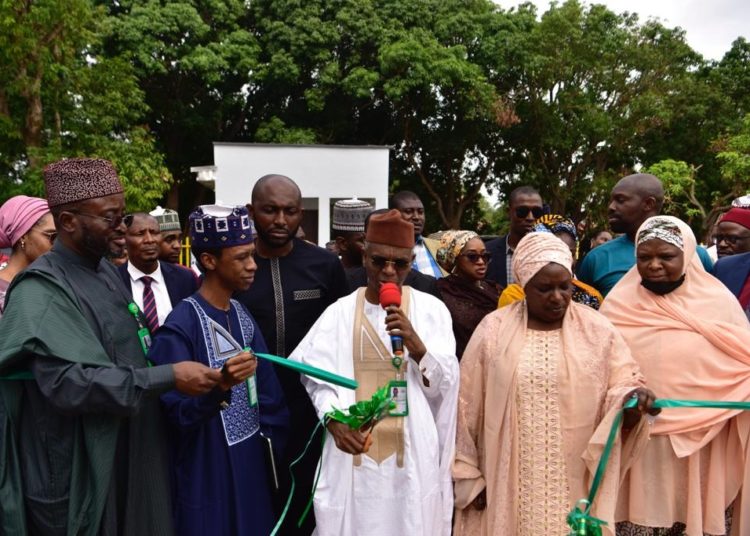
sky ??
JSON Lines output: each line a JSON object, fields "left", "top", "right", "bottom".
{"left": 496, "top": 0, "right": 749, "bottom": 60}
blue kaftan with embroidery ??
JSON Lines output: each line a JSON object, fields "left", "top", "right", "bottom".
{"left": 148, "top": 292, "right": 289, "bottom": 536}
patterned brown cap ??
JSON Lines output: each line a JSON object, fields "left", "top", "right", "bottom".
{"left": 43, "top": 158, "right": 123, "bottom": 207}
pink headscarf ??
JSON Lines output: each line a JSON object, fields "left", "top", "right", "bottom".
{"left": 511, "top": 231, "right": 573, "bottom": 287}
{"left": 602, "top": 215, "right": 750, "bottom": 457}
{"left": 0, "top": 195, "right": 50, "bottom": 248}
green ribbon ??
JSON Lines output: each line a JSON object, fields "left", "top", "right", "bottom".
{"left": 255, "top": 352, "right": 358, "bottom": 390}
{"left": 568, "top": 397, "right": 750, "bottom": 536}
{"left": 271, "top": 385, "right": 395, "bottom": 534}
{"left": 270, "top": 418, "right": 326, "bottom": 536}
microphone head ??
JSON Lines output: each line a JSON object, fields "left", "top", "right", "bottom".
{"left": 379, "top": 282, "right": 401, "bottom": 309}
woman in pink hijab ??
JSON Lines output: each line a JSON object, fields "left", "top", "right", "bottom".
{"left": 453, "top": 232, "right": 657, "bottom": 536}
{"left": 602, "top": 215, "right": 750, "bottom": 536}
{"left": 0, "top": 195, "right": 54, "bottom": 315}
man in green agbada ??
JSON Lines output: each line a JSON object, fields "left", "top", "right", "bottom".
{"left": 0, "top": 158, "right": 221, "bottom": 536}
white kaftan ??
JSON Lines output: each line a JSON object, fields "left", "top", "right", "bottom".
{"left": 289, "top": 287, "right": 459, "bottom": 536}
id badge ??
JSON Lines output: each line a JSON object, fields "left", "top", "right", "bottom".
{"left": 247, "top": 375, "right": 259, "bottom": 407}
{"left": 388, "top": 380, "right": 408, "bottom": 417}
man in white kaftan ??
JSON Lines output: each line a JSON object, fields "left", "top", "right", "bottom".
{"left": 289, "top": 209, "right": 459, "bottom": 536}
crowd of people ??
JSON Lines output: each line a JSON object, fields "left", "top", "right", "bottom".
{"left": 0, "top": 158, "right": 750, "bottom": 536}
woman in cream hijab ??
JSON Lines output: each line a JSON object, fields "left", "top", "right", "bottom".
{"left": 453, "top": 232, "right": 657, "bottom": 536}
{"left": 602, "top": 216, "right": 750, "bottom": 536}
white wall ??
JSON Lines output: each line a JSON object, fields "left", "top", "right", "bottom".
{"left": 211, "top": 143, "right": 390, "bottom": 245}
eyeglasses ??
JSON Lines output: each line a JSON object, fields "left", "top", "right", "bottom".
{"left": 38, "top": 230, "right": 57, "bottom": 244}
{"left": 713, "top": 234, "right": 750, "bottom": 245}
{"left": 369, "top": 255, "right": 412, "bottom": 270}
{"left": 459, "top": 252, "right": 491, "bottom": 264}
{"left": 515, "top": 206, "right": 544, "bottom": 219}
{"left": 71, "top": 211, "right": 125, "bottom": 229}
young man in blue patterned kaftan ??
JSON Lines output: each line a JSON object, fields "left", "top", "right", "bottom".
{"left": 148, "top": 204, "right": 289, "bottom": 536}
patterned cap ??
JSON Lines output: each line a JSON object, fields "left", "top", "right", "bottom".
{"left": 189, "top": 204, "right": 254, "bottom": 248}
{"left": 332, "top": 198, "right": 373, "bottom": 232}
{"left": 150, "top": 206, "right": 181, "bottom": 232}
{"left": 43, "top": 158, "right": 123, "bottom": 207}
{"left": 731, "top": 194, "right": 750, "bottom": 209}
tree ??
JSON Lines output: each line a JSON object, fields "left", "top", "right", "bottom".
{"left": 646, "top": 114, "right": 750, "bottom": 238}
{"left": 239, "top": 0, "right": 514, "bottom": 229}
{"left": 0, "top": 0, "right": 171, "bottom": 211}
{"left": 489, "top": 1, "right": 705, "bottom": 226}
{"left": 102, "top": 0, "right": 260, "bottom": 210}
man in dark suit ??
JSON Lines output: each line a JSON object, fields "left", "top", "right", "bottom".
{"left": 713, "top": 250, "right": 750, "bottom": 320}
{"left": 485, "top": 186, "right": 544, "bottom": 287}
{"left": 118, "top": 212, "right": 198, "bottom": 332}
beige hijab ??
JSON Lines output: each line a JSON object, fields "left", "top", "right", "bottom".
{"left": 602, "top": 216, "right": 750, "bottom": 456}
{"left": 453, "top": 235, "right": 648, "bottom": 535}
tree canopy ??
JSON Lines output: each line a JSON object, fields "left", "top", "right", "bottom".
{"left": 1, "top": 0, "right": 748, "bottom": 234}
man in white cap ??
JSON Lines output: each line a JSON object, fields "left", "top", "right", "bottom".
{"left": 331, "top": 197, "right": 372, "bottom": 270}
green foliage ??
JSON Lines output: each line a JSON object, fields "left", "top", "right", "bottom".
{"left": 2, "top": 0, "right": 749, "bottom": 229}
{"left": 0, "top": 0, "right": 171, "bottom": 209}
{"left": 644, "top": 159, "right": 704, "bottom": 221}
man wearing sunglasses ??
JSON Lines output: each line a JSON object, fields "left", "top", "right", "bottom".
{"left": 289, "top": 209, "right": 458, "bottom": 536}
{"left": 485, "top": 186, "right": 544, "bottom": 287}
{"left": 0, "top": 158, "right": 222, "bottom": 536}
{"left": 346, "top": 208, "right": 442, "bottom": 299}
{"left": 712, "top": 206, "right": 750, "bottom": 320}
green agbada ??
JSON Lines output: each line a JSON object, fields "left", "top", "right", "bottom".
{"left": 0, "top": 243, "right": 174, "bottom": 536}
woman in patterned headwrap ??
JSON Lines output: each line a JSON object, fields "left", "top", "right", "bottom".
{"left": 435, "top": 230, "right": 501, "bottom": 360}
{"left": 453, "top": 232, "right": 657, "bottom": 536}
{"left": 498, "top": 215, "right": 604, "bottom": 310}
{"left": 602, "top": 216, "right": 750, "bottom": 536}
{"left": 0, "top": 195, "right": 54, "bottom": 316}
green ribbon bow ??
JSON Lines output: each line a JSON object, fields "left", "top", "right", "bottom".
{"left": 568, "top": 397, "right": 750, "bottom": 535}
{"left": 327, "top": 384, "right": 396, "bottom": 430}
{"left": 270, "top": 385, "right": 395, "bottom": 536}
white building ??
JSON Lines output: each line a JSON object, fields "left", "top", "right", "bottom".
{"left": 192, "top": 143, "right": 390, "bottom": 245}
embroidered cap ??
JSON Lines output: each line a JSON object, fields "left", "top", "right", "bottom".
{"left": 150, "top": 206, "right": 181, "bottom": 232}
{"left": 44, "top": 158, "right": 123, "bottom": 207}
{"left": 189, "top": 204, "right": 254, "bottom": 248}
{"left": 365, "top": 209, "right": 414, "bottom": 249}
{"left": 332, "top": 198, "right": 373, "bottom": 232}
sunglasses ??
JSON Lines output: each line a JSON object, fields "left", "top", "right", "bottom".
{"left": 72, "top": 211, "right": 125, "bottom": 229}
{"left": 515, "top": 206, "right": 544, "bottom": 219}
{"left": 459, "top": 251, "right": 491, "bottom": 264}
{"left": 369, "top": 255, "right": 411, "bottom": 270}
{"left": 713, "top": 234, "right": 750, "bottom": 245}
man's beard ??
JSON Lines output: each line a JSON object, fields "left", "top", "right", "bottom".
{"left": 255, "top": 225, "right": 296, "bottom": 248}
{"left": 81, "top": 223, "right": 111, "bottom": 260}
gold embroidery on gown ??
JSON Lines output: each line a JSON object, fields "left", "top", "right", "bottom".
{"left": 516, "top": 329, "right": 570, "bottom": 536}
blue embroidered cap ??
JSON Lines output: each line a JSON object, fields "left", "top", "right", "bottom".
{"left": 189, "top": 204, "right": 254, "bottom": 247}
